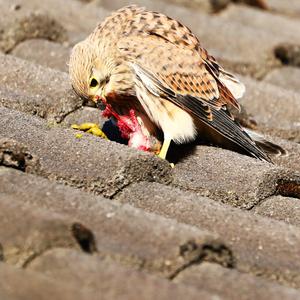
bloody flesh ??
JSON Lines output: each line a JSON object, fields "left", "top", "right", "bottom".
{"left": 97, "top": 96, "right": 151, "bottom": 151}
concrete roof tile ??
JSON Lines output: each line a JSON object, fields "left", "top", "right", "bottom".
{"left": 0, "top": 167, "right": 232, "bottom": 277}
{"left": 268, "top": 0, "right": 300, "bottom": 18}
{"left": 175, "top": 262, "right": 300, "bottom": 300}
{"left": 0, "top": 2, "right": 66, "bottom": 53}
{"left": 0, "top": 194, "right": 95, "bottom": 267}
{"left": 239, "top": 76, "right": 300, "bottom": 142}
{"left": 0, "top": 54, "right": 82, "bottom": 122}
{"left": 12, "top": 39, "right": 70, "bottom": 73}
{"left": 220, "top": 5, "right": 300, "bottom": 43}
{"left": 172, "top": 145, "right": 300, "bottom": 209}
{"left": 28, "top": 248, "right": 222, "bottom": 300}
{"left": 10, "top": 0, "right": 110, "bottom": 45}
{"left": 116, "top": 181, "right": 300, "bottom": 287}
{"left": 0, "top": 262, "right": 119, "bottom": 300}
{"left": 263, "top": 67, "right": 300, "bottom": 94}
{"left": 62, "top": 107, "right": 107, "bottom": 128}
{"left": 265, "top": 136, "right": 300, "bottom": 173}
{"left": 254, "top": 195, "right": 300, "bottom": 226}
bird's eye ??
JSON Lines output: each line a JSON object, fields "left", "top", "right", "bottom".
{"left": 90, "top": 78, "right": 99, "bottom": 88}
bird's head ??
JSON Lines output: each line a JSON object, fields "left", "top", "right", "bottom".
{"left": 69, "top": 40, "right": 115, "bottom": 103}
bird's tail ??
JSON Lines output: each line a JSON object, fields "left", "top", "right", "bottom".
{"left": 243, "top": 128, "right": 287, "bottom": 157}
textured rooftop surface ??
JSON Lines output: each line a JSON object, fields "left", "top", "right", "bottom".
{"left": 0, "top": 0, "right": 299, "bottom": 299}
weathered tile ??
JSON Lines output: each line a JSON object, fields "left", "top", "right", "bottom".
{"left": 171, "top": 145, "right": 300, "bottom": 209}
{"left": 239, "top": 76, "right": 300, "bottom": 142}
{"left": 175, "top": 262, "right": 300, "bottom": 300}
{"left": 0, "top": 54, "right": 82, "bottom": 122}
{"left": 274, "top": 44, "right": 300, "bottom": 68}
{"left": 220, "top": 5, "right": 300, "bottom": 44}
{"left": 254, "top": 196, "right": 300, "bottom": 226}
{"left": 116, "top": 181, "right": 300, "bottom": 287}
{"left": 0, "top": 1, "right": 66, "bottom": 52}
{"left": 28, "top": 248, "right": 221, "bottom": 300}
{"left": 0, "top": 262, "right": 105, "bottom": 300}
{"left": 62, "top": 107, "right": 106, "bottom": 128}
{"left": 11, "top": 0, "right": 110, "bottom": 45}
{"left": 0, "top": 138, "right": 39, "bottom": 173}
{"left": 12, "top": 39, "right": 70, "bottom": 72}
{"left": 263, "top": 67, "right": 300, "bottom": 94}
{"left": 0, "top": 167, "right": 232, "bottom": 277}
{"left": 268, "top": 0, "right": 300, "bottom": 18}
{"left": 0, "top": 194, "right": 95, "bottom": 267}
{"left": 233, "top": 0, "right": 267, "bottom": 9}
{"left": 264, "top": 136, "right": 300, "bottom": 173}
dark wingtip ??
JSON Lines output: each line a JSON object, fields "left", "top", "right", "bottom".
{"left": 243, "top": 128, "right": 288, "bottom": 163}
{"left": 255, "top": 140, "right": 287, "bottom": 157}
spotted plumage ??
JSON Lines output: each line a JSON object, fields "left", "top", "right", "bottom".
{"left": 69, "top": 5, "right": 285, "bottom": 161}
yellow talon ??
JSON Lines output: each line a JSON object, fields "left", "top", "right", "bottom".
{"left": 86, "top": 127, "right": 108, "bottom": 139}
{"left": 71, "top": 122, "right": 98, "bottom": 130}
{"left": 71, "top": 123, "right": 108, "bottom": 139}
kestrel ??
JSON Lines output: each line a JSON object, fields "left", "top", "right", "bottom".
{"left": 69, "top": 5, "right": 283, "bottom": 162}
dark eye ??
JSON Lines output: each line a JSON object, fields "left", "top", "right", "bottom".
{"left": 90, "top": 78, "right": 99, "bottom": 88}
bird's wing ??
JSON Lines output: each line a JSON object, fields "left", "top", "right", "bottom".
{"left": 118, "top": 6, "right": 244, "bottom": 104}
{"left": 117, "top": 35, "right": 270, "bottom": 161}
{"left": 118, "top": 32, "right": 241, "bottom": 109}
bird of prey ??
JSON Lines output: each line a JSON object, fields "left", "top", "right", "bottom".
{"left": 69, "top": 5, "right": 283, "bottom": 162}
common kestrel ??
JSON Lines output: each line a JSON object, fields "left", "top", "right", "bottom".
{"left": 69, "top": 5, "right": 283, "bottom": 162}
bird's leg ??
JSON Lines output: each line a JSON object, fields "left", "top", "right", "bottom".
{"left": 158, "top": 138, "right": 171, "bottom": 160}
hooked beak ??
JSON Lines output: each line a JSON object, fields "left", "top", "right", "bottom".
{"left": 93, "top": 88, "right": 107, "bottom": 104}
{"left": 93, "top": 89, "right": 107, "bottom": 110}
